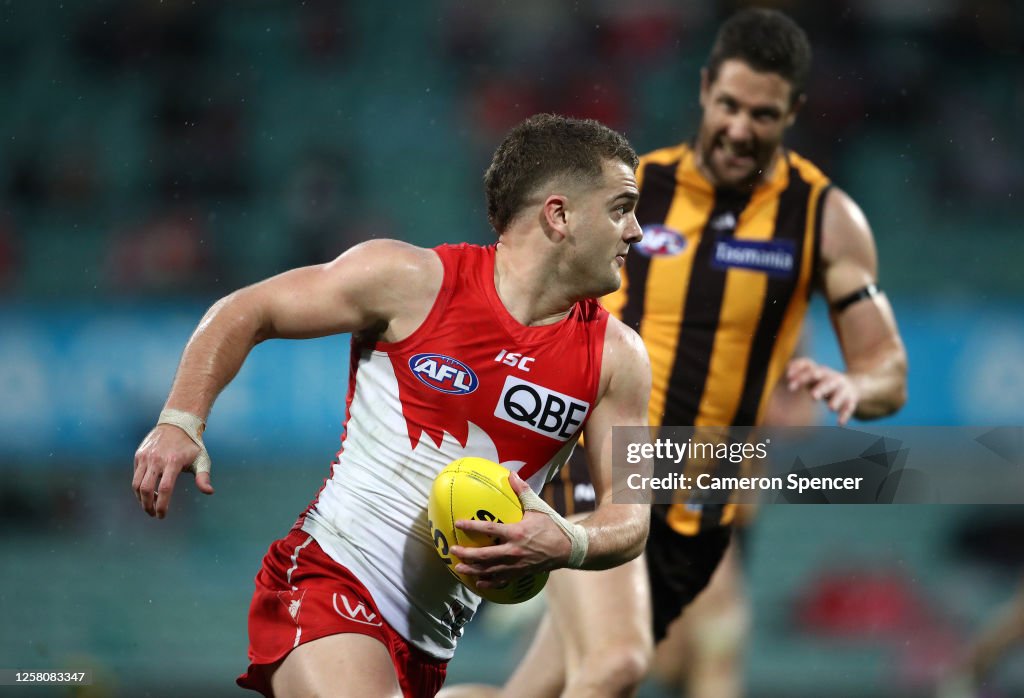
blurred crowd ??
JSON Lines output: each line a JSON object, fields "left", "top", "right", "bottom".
{"left": 0, "top": 0, "right": 1020, "bottom": 297}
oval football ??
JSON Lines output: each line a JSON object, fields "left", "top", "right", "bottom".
{"left": 427, "top": 457, "right": 549, "bottom": 604}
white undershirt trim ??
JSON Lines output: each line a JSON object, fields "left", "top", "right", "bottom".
{"left": 286, "top": 536, "right": 315, "bottom": 590}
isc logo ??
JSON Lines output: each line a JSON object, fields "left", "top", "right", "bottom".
{"left": 409, "top": 353, "right": 479, "bottom": 395}
{"left": 494, "top": 349, "right": 535, "bottom": 372}
{"left": 494, "top": 375, "right": 591, "bottom": 440}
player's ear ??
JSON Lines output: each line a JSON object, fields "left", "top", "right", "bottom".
{"left": 699, "top": 67, "right": 711, "bottom": 110}
{"left": 786, "top": 92, "right": 807, "bottom": 128}
{"left": 540, "top": 194, "right": 569, "bottom": 241}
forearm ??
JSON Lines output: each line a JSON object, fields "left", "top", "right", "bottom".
{"left": 577, "top": 502, "right": 649, "bottom": 570}
{"left": 164, "top": 291, "right": 267, "bottom": 419}
{"left": 849, "top": 345, "right": 908, "bottom": 420}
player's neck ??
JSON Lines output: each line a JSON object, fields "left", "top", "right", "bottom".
{"left": 493, "top": 241, "right": 572, "bottom": 327}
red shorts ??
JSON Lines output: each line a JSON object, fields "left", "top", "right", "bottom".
{"left": 237, "top": 529, "right": 447, "bottom": 697}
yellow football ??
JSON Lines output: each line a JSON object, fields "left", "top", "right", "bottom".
{"left": 427, "top": 457, "right": 548, "bottom": 604}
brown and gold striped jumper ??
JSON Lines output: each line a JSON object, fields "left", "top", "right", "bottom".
{"left": 546, "top": 142, "right": 832, "bottom": 534}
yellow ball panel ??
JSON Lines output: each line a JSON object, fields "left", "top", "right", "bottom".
{"left": 427, "top": 457, "right": 549, "bottom": 604}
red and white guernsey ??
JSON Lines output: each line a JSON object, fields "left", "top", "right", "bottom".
{"left": 297, "top": 243, "right": 609, "bottom": 659}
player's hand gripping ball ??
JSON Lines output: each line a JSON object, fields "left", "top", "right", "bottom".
{"left": 427, "top": 457, "right": 548, "bottom": 604}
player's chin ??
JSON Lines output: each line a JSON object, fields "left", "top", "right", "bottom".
{"left": 599, "top": 269, "right": 623, "bottom": 296}
{"left": 713, "top": 162, "right": 757, "bottom": 188}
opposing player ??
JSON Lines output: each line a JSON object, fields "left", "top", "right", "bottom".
{"left": 131, "top": 114, "right": 652, "bottom": 697}
{"left": 647, "top": 359, "right": 820, "bottom": 698}
{"left": 441, "top": 8, "right": 908, "bottom": 698}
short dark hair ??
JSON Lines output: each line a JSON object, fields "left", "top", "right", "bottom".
{"left": 484, "top": 113, "right": 639, "bottom": 234}
{"left": 706, "top": 8, "right": 812, "bottom": 103}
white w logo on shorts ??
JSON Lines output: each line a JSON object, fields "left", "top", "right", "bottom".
{"left": 332, "top": 593, "right": 383, "bottom": 627}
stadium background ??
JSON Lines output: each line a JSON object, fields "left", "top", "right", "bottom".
{"left": 0, "top": 1, "right": 1021, "bottom": 696}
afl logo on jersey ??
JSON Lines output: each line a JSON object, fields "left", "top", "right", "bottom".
{"left": 409, "top": 353, "right": 479, "bottom": 395}
{"left": 636, "top": 225, "right": 686, "bottom": 257}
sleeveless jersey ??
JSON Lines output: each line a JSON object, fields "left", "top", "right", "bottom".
{"left": 297, "top": 243, "right": 609, "bottom": 659}
{"left": 545, "top": 143, "right": 831, "bottom": 534}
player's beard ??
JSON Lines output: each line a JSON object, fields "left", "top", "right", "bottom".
{"left": 699, "top": 131, "right": 775, "bottom": 190}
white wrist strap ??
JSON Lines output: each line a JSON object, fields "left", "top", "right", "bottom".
{"left": 518, "top": 489, "right": 589, "bottom": 569}
{"left": 157, "top": 409, "right": 212, "bottom": 475}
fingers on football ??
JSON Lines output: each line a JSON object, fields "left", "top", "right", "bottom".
{"left": 453, "top": 551, "right": 520, "bottom": 578}
{"left": 455, "top": 518, "right": 506, "bottom": 538}
{"left": 450, "top": 540, "right": 514, "bottom": 564}
{"left": 507, "top": 470, "right": 530, "bottom": 494}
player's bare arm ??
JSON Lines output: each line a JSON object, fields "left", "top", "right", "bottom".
{"left": 787, "top": 187, "right": 908, "bottom": 423}
{"left": 577, "top": 316, "right": 652, "bottom": 565}
{"left": 450, "top": 317, "right": 651, "bottom": 583}
{"left": 132, "top": 240, "right": 443, "bottom": 518}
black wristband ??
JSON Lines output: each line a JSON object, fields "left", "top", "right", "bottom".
{"left": 831, "top": 283, "right": 881, "bottom": 313}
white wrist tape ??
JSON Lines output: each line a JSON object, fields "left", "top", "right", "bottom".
{"left": 518, "top": 489, "right": 589, "bottom": 569}
{"left": 157, "top": 409, "right": 212, "bottom": 475}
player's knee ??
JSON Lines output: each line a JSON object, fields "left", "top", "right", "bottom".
{"left": 577, "top": 644, "right": 651, "bottom": 692}
{"left": 611, "top": 646, "right": 652, "bottom": 689}
{"left": 692, "top": 603, "right": 749, "bottom": 662}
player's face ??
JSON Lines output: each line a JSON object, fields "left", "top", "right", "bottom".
{"left": 697, "top": 59, "right": 800, "bottom": 189}
{"left": 569, "top": 159, "right": 642, "bottom": 297}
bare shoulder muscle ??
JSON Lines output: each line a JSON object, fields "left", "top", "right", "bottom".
{"left": 244, "top": 239, "right": 443, "bottom": 342}
{"left": 333, "top": 239, "right": 444, "bottom": 343}
{"left": 580, "top": 316, "right": 651, "bottom": 502}
{"left": 819, "top": 187, "right": 879, "bottom": 301}
{"left": 596, "top": 316, "right": 651, "bottom": 424}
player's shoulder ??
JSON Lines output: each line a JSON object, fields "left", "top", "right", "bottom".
{"left": 595, "top": 315, "right": 651, "bottom": 407}
{"left": 785, "top": 149, "right": 832, "bottom": 188}
{"left": 822, "top": 186, "right": 870, "bottom": 237}
{"left": 328, "top": 238, "right": 444, "bottom": 296}
{"left": 337, "top": 238, "right": 441, "bottom": 272}
{"left": 819, "top": 186, "right": 877, "bottom": 267}
{"left": 602, "top": 315, "right": 651, "bottom": 373}
{"left": 638, "top": 142, "right": 690, "bottom": 168}
{"left": 345, "top": 237, "right": 437, "bottom": 261}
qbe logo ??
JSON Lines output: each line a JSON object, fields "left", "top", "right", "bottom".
{"left": 409, "top": 353, "right": 479, "bottom": 395}
{"left": 494, "top": 376, "right": 590, "bottom": 441}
